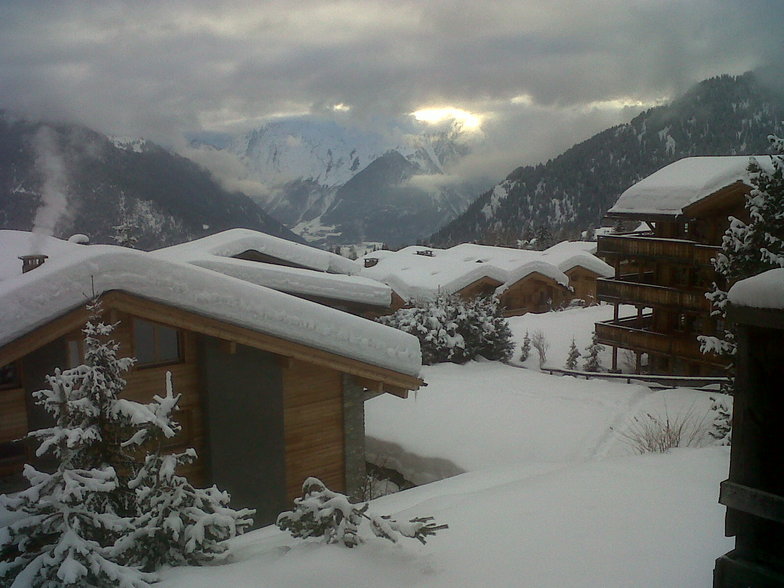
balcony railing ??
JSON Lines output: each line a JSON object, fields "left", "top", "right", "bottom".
{"left": 595, "top": 317, "right": 719, "bottom": 363}
{"left": 598, "top": 235, "right": 719, "bottom": 266}
{"left": 596, "top": 279, "right": 711, "bottom": 312}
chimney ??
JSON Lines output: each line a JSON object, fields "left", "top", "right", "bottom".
{"left": 364, "top": 257, "right": 379, "bottom": 268}
{"left": 20, "top": 254, "right": 48, "bottom": 273}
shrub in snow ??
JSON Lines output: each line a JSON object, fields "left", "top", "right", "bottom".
{"left": 700, "top": 134, "right": 784, "bottom": 391}
{"left": 530, "top": 330, "right": 549, "bottom": 368}
{"left": 708, "top": 396, "right": 732, "bottom": 446}
{"left": 564, "top": 337, "right": 581, "bottom": 370}
{"left": 0, "top": 300, "right": 252, "bottom": 587}
{"left": 519, "top": 331, "right": 531, "bottom": 362}
{"left": 582, "top": 333, "right": 604, "bottom": 372}
{"left": 277, "top": 478, "right": 447, "bottom": 548}
{"left": 619, "top": 405, "right": 710, "bottom": 454}
{"left": 378, "top": 293, "right": 513, "bottom": 365}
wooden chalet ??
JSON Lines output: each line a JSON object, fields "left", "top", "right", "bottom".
{"left": 714, "top": 269, "right": 784, "bottom": 586}
{"left": 0, "top": 237, "right": 422, "bottom": 525}
{"left": 594, "top": 156, "right": 770, "bottom": 375}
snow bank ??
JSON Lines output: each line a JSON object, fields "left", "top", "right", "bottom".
{"left": 728, "top": 268, "right": 784, "bottom": 309}
{"left": 0, "top": 245, "right": 421, "bottom": 377}
{"left": 154, "top": 228, "right": 358, "bottom": 275}
{"left": 0, "top": 230, "right": 84, "bottom": 281}
{"left": 610, "top": 156, "right": 773, "bottom": 216}
{"left": 156, "top": 448, "right": 730, "bottom": 588}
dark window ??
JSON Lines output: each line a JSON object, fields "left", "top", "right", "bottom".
{"left": 0, "top": 363, "right": 20, "bottom": 390}
{"left": 133, "top": 319, "right": 182, "bottom": 367}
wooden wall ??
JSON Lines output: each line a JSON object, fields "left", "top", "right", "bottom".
{"left": 565, "top": 267, "right": 599, "bottom": 304}
{"left": 500, "top": 273, "right": 566, "bottom": 316}
{"left": 282, "top": 359, "right": 345, "bottom": 501}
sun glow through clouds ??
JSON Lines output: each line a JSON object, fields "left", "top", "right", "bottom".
{"left": 412, "top": 107, "right": 482, "bottom": 131}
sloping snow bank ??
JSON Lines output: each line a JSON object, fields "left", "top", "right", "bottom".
{"left": 157, "top": 448, "right": 730, "bottom": 588}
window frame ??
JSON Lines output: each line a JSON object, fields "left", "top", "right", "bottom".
{"left": 132, "top": 318, "right": 183, "bottom": 368}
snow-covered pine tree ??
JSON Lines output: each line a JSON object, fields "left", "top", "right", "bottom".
{"left": 119, "top": 374, "right": 254, "bottom": 571}
{"left": 1, "top": 299, "right": 254, "bottom": 585}
{"left": 700, "top": 134, "right": 784, "bottom": 382}
{"left": 277, "top": 478, "right": 447, "bottom": 548}
{"left": 0, "top": 300, "right": 151, "bottom": 587}
{"left": 582, "top": 333, "right": 604, "bottom": 372}
{"left": 565, "top": 337, "right": 581, "bottom": 370}
{"left": 112, "top": 196, "right": 140, "bottom": 248}
{"left": 519, "top": 331, "right": 531, "bottom": 362}
{"left": 378, "top": 293, "right": 513, "bottom": 364}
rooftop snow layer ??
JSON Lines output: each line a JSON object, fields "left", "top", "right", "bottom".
{"left": 0, "top": 243, "right": 421, "bottom": 377}
{"left": 153, "top": 228, "right": 358, "bottom": 275}
{"left": 189, "top": 256, "right": 392, "bottom": 307}
{"left": 0, "top": 230, "right": 85, "bottom": 281}
{"left": 610, "top": 156, "right": 774, "bottom": 217}
{"left": 360, "top": 244, "right": 570, "bottom": 301}
{"left": 540, "top": 242, "right": 613, "bottom": 278}
{"left": 728, "top": 268, "right": 784, "bottom": 310}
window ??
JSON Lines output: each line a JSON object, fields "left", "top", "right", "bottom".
{"left": 66, "top": 340, "right": 82, "bottom": 369}
{"left": 0, "top": 362, "right": 20, "bottom": 390}
{"left": 133, "top": 319, "right": 181, "bottom": 366}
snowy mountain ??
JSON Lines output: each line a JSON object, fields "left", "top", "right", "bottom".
{"left": 0, "top": 115, "right": 300, "bottom": 249}
{"left": 192, "top": 118, "right": 485, "bottom": 247}
{"left": 430, "top": 72, "right": 784, "bottom": 246}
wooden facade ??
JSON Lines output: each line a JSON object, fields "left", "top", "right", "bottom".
{"left": 0, "top": 291, "right": 421, "bottom": 523}
{"left": 595, "top": 186, "right": 748, "bottom": 376}
{"left": 498, "top": 272, "right": 569, "bottom": 317}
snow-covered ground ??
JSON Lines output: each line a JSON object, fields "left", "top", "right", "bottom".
{"left": 155, "top": 304, "right": 731, "bottom": 587}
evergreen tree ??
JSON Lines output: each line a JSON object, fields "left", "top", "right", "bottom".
{"left": 0, "top": 300, "right": 151, "bottom": 587}
{"left": 565, "top": 337, "right": 581, "bottom": 370}
{"left": 700, "top": 134, "right": 784, "bottom": 380}
{"left": 0, "top": 300, "right": 253, "bottom": 586}
{"left": 583, "top": 333, "right": 604, "bottom": 372}
{"left": 519, "top": 331, "right": 531, "bottom": 362}
{"left": 378, "top": 294, "right": 513, "bottom": 364}
{"left": 277, "top": 478, "right": 447, "bottom": 548}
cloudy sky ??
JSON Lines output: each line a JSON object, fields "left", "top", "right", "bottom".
{"left": 0, "top": 1, "right": 780, "bottom": 182}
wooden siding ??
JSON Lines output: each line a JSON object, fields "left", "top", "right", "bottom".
{"left": 0, "top": 388, "right": 27, "bottom": 443}
{"left": 499, "top": 273, "right": 568, "bottom": 316}
{"left": 565, "top": 267, "right": 599, "bottom": 304}
{"left": 597, "top": 235, "right": 719, "bottom": 266}
{"left": 282, "top": 359, "right": 345, "bottom": 501}
{"left": 456, "top": 276, "right": 504, "bottom": 300}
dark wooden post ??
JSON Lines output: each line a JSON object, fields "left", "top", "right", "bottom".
{"left": 714, "top": 303, "right": 784, "bottom": 587}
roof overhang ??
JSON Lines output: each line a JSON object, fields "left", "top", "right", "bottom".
{"left": 0, "top": 290, "right": 421, "bottom": 397}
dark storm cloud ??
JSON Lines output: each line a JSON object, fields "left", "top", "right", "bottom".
{"left": 0, "top": 0, "right": 779, "bottom": 172}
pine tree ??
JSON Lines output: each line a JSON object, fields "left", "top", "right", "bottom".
{"left": 519, "top": 331, "right": 531, "bottom": 362}
{"left": 118, "top": 374, "right": 254, "bottom": 571}
{"left": 277, "top": 478, "right": 447, "bottom": 548}
{"left": 565, "top": 337, "right": 581, "bottom": 370}
{"left": 0, "top": 299, "right": 254, "bottom": 585}
{"left": 700, "top": 134, "right": 784, "bottom": 381}
{"left": 583, "top": 333, "right": 604, "bottom": 372}
{"left": 0, "top": 300, "right": 151, "bottom": 587}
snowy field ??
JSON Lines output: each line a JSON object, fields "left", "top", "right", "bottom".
{"left": 156, "top": 304, "right": 732, "bottom": 587}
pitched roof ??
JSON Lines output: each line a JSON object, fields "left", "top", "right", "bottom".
{"left": 0, "top": 231, "right": 420, "bottom": 378}
{"left": 609, "top": 156, "right": 774, "bottom": 217}
{"left": 154, "top": 228, "right": 358, "bottom": 274}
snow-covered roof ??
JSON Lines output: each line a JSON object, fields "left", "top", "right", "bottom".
{"left": 727, "top": 268, "right": 784, "bottom": 310}
{"left": 540, "top": 242, "right": 614, "bottom": 278}
{"left": 360, "top": 244, "right": 571, "bottom": 302}
{"left": 0, "top": 230, "right": 85, "bottom": 281}
{"left": 153, "top": 228, "right": 358, "bottom": 275}
{"left": 188, "top": 256, "right": 391, "bottom": 307}
{"left": 0, "top": 236, "right": 421, "bottom": 377}
{"left": 609, "top": 156, "right": 774, "bottom": 217}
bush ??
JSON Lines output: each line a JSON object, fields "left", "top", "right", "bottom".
{"left": 619, "top": 405, "right": 710, "bottom": 454}
{"left": 277, "top": 478, "right": 447, "bottom": 547}
{"left": 519, "top": 331, "right": 531, "bottom": 362}
{"left": 378, "top": 294, "right": 514, "bottom": 365}
{"left": 530, "top": 330, "right": 549, "bottom": 368}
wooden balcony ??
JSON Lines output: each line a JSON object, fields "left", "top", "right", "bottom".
{"left": 598, "top": 235, "right": 719, "bottom": 266}
{"left": 595, "top": 316, "right": 719, "bottom": 363}
{"left": 596, "top": 278, "right": 711, "bottom": 312}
